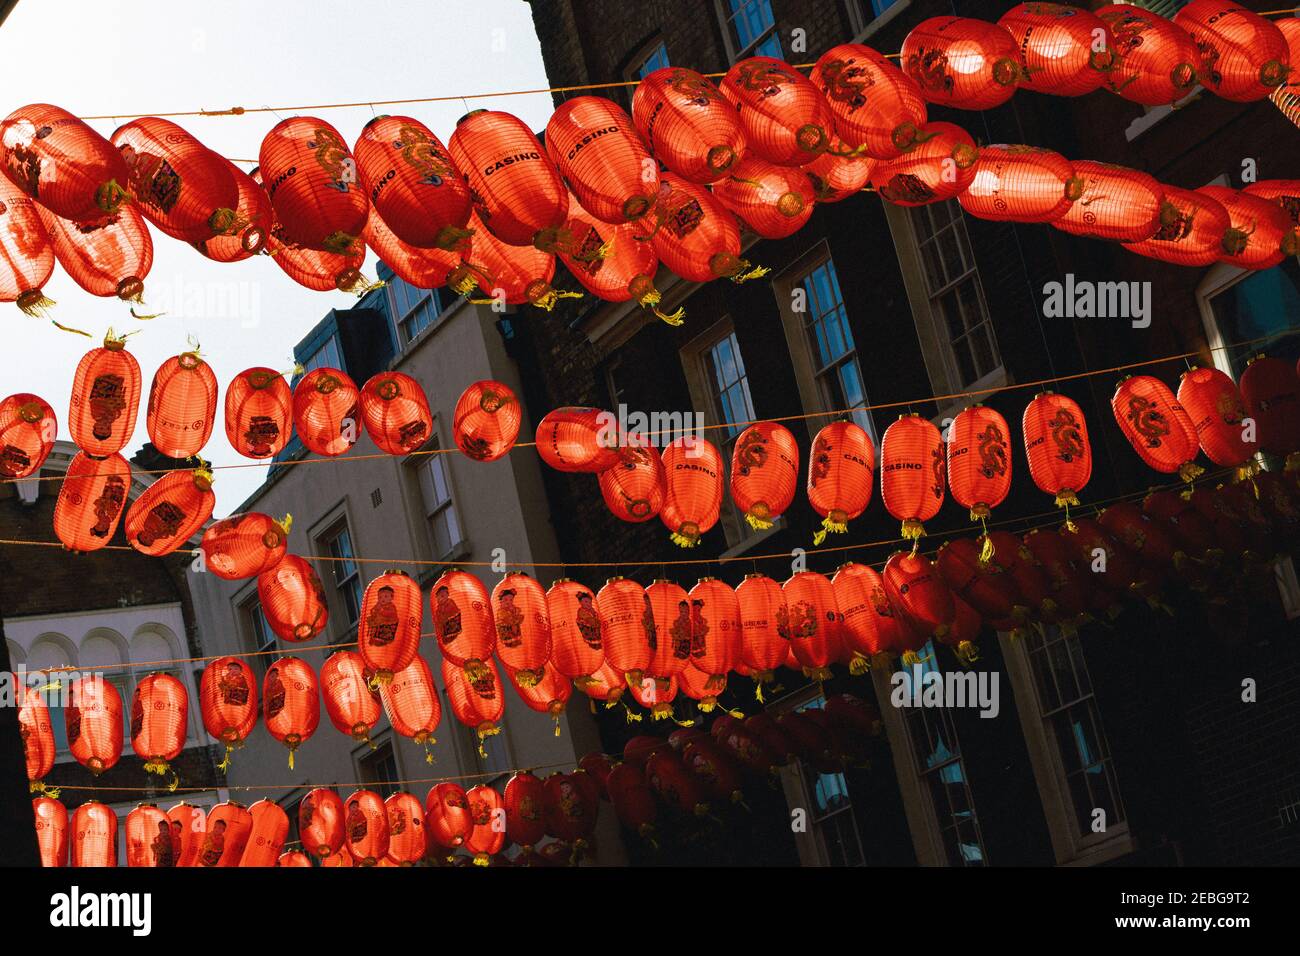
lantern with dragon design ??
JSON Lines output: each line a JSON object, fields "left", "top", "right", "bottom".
{"left": 807, "top": 420, "right": 875, "bottom": 544}
{"left": 1098, "top": 5, "right": 1199, "bottom": 106}
{"left": 947, "top": 403, "right": 1012, "bottom": 534}
{"left": 997, "top": 3, "right": 1117, "bottom": 97}
{"left": 1111, "top": 375, "right": 1202, "bottom": 482}
{"left": 632, "top": 66, "right": 746, "bottom": 183}
{"left": 1200, "top": 186, "right": 1294, "bottom": 270}
{"left": 599, "top": 434, "right": 666, "bottom": 523}
{"left": 880, "top": 413, "right": 945, "bottom": 542}
{"left": 719, "top": 56, "right": 840, "bottom": 167}
{"left": 810, "top": 44, "right": 928, "bottom": 159}
{"left": 259, "top": 116, "right": 367, "bottom": 253}
{"left": 730, "top": 421, "right": 800, "bottom": 531}
{"left": 901, "top": 16, "right": 1025, "bottom": 110}
{"left": 1125, "top": 185, "right": 1231, "bottom": 268}
{"left": 1175, "top": 0, "right": 1290, "bottom": 102}
{"left": 1023, "top": 391, "right": 1092, "bottom": 521}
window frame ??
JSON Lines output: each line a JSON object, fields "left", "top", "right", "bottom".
{"left": 715, "top": 0, "right": 783, "bottom": 63}
{"left": 313, "top": 514, "right": 364, "bottom": 636}
{"left": 845, "top": 0, "right": 911, "bottom": 42}
{"left": 237, "top": 588, "right": 278, "bottom": 681}
{"left": 385, "top": 272, "right": 444, "bottom": 349}
{"left": 404, "top": 427, "right": 468, "bottom": 565}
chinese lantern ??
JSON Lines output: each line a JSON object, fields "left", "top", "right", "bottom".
{"left": 979, "top": 530, "right": 1051, "bottom": 623}
{"left": 321, "top": 650, "right": 382, "bottom": 744}
{"left": 493, "top": 571, "right": 551, "bottom": 684}
{"left": 131, "top": 672, "right": 188, "bottom": 784}
{"left": 357, "top": 371, "right": 433, "bottom": 456}
{"left": 263, "top": 656, "right": 320, "bottom": 768}
{"left": 425, "top": 783, "right": 473, "bottom": 859}
{"left": 453, "top": 379, "right": 521, "bottom": 462}
{"left": 0, "top": 393, "right": 56, "bottom": 480}
{"left": 939, "top": 594, "right": 986, "bottom": 665}
{"left": 599, "top": 436, "right": 666, "bottom": 523}
{"left": 33, "top": 797, "right": 67, "bottom": 867}
{"left": 735, "top": 573, "right": 789, "bottom": 696}
{"left": 225, "top": 367, "right": 293, "bottom": 459}
{"left": 0, "top": 178, "right": 55, "bottom": 315}
{"left": 935, "top": 538, "right": 1023, "bottom": 633}
{"left": 1199, "top": 186, "right": 1294, "bottom": 270}
{"left": 545, "top": 96, "right": 657, "bottom": 224}
{"left": 1023, "top": 391, "right": 1092, "bottom": 519}
{"left": 687, "top": 577, "right": 742, "bottom": 684}
{"left": 357, "top": 569, "right": 422, "bottom": 682}
{"left": 167, "top": 802, "right": 204, "bottom": 867}
{"left": 535, "top": 406, "right": 621, "bottom": 472}
{"left": 1, "top": 103, "right": 129, "bottom": 224}
{"left": 810, "top": 44, "right": 929, "bottom": 160}
{"left": 69, "top": 330, "right": 141, "bottom": 456}
{"left": 258, "top": 554, "right": 329, "bottom": 642}
{"left": 544, "top": 772, "right": 599, "bottom": 850}
{"left": 629, "top": 672, "right": 678, "bottom": 719}
{"left": 730, "top": 421, "right": 800, "bottom": 531}
{"left": 1175, "top": 0, "right": 1290, "bottom": 102}
{"left": 1125, "top": 184, "right": 1231, "bottom": 267}
{"left": 712, "top": 156, "right": 815, "bottom": 239}
{"left": 124, "top": 464, "right": 215, "bottom": 556}
{"left": 259, "top": 116, "right": 367, "bottom": 253}
{"left": 719, "top": 56, "right": 839, "bottom": 167}
{"left": 1098, "top": 502, "right": 1179, "bottom": 595}
{"left": 343, "top": 789, "right": 389, "bottom": 866}
{"left": 646, "top": 578, "right": 693, "bottom": 682}
{"left": 442, "top": 657, "right": 505, "bottom": 751}
{"left": 145, "top": 350, "right": 218, "bottom": 458}
{"left": 646, "top": 748, "right": 710, "bottom": 817}
{"left": 1065, "top": 517, "right": 1143, "bottom": 603}
{"left": 1178, "top": 366, "right": 1254, "bottom": 471}
{"left": 354, "top": 114, "right": 471, "bottom": 250}
{"left": 958, "top": 145, "right": 1080, "bottom": 223}
{"left": 1240, "top": 355, "right": 1300, "bottom": 456}
{"left": 880, "top": 413, "right": 945, "bottom": 541}
{"left": 321, "top": 848, "right": 353, "bottom": 867}
{"left": 198, "top": 801, "right": 253, "bottom": 867}
{"left": 464, "top": 784, "right": 506, "bottom": 865}
{"left": 1021, "top": 529, "right": 1090, "bottom": 627}
{"left": 947, "top": 403, "right": 1012, "bottom": 533}
{"left": 607, "top": 762, "right": 658, "bottom": 840}
{"left": 122, "top": 807, "right": 174, "bottom": 867}
{"left": 1188, "top": 484, "right": 1255, "bottom": 559}
{"left": 38, "top": 203, "right": 154, "bottom": 302}
{"left": 1054, "top": 161, "right": 1167, "bottom": 242}
{"left": 264, "top": 214, "right": 371, "bottom": 291}
{"left": 70, "top": 802, "right": 118, "bottom": 867}
{"left": 578, "top": 659, "right": 626, "bottom": 707}
{"left": 632, "top": 66, "right": 746, "bottom": 183}
{"left": 18, "top": 683, "right": 55, "bottom": 791}
{"left": 998, "top": 3, "right": 1117, "bottom": 96}
{"left": 804, "top": 141, "right": 876, "bottom": 203}
{"left": 449, "top": 211, "right": 581, "bottom": 309}
{"left": 503, "top": 771, "right": 547, "bottom": 849}
{"left": 1098, "top": 5, "right": 1200, "bottom": 106}
{"left": 384, "top": 791, "right": 426, "bottom": 865}
{"left": 901, "top": 17, "right": 1024, "bottom": 110}
{"left": 596, "top": 576, "right": 656, "bottom": 687}
{"left": 200, "top": 656, "right": 257, "bottom": 769}
{"left": 683, "top": 737, "right": 746, "bottom": 805}
{"left": 194, "top": 158, "right": 271, "bottom": 261}
{"left": 67, "top": 675, "right": 123, "bottom": 775}
{"left": 659, "top": 435, "right": 723, "bottom": 547}
{"left": 782, "top": 570, "right": 842, "bottom": 680}
{"left": 884, "top": 550, "right": 957, "bottom": 651}
{"left": 432, "top": 568, "right": 497, "bottom": 671}
{"left": 807, "top": 420, "right": 875, "bottom": 544}
{"left": 380, "top": 654, "right": 442, "bottom": 761}
{"left": 871, "top": 121, "right": 977, "bottom": 207}
{"left": 111, "top": 116, "right": 239, "bottom": 242}
{"left": 1144, "top": 488, "right": 1218, "bottom": 560}
{"left": 299, "top": 788, "right": 345, "bottom": 859}
{"left": 649, "top": 174, "right": 765, "bottom": 283}
{"left": 547, "top": 578, "right": 605, "bottom": 682}
{"left": 1274, "top": 17, "right": 1300, "bottom": 125}
{"left": 448, "top": 109, "right": 569, "bottom": 250}
{"left": 201, "top": 512, "right": 290, "bottom": 580}
{"left": 293, "top": 366, "right": 361, "bottom": 458}
{"left": 278, "top": 851, "right": 311, "bottom": 867}
{"left": 1111, "top": 375, "right": 1202, "bottom": 480}
{"left": 506, "top": 663, "right": 571, "bottom": 733}
{"left": 53, "top": 451, "right": 131, "bottom": 553}
{"left": 363, "top": 207, "right": 464, "bottom": 288}
{"left": 833, "top": 561, "right": 907, "bottom": 672}
{"left": 1244, "top": 179, "right": 1300, "bottom": 236}
{"left": 239, "top": 799, "right": 289, "bottom": 867}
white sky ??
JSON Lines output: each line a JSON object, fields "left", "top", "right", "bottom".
{"left": 0, "top": 0, "right": 556, "bottom": 516}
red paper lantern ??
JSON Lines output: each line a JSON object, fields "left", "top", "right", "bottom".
{"left": 804, "top": 142, "right": 876, "bottom": 203}
{"left": 807, "top": 420, "right": 875, "bottom": 544}
{"left": 1175, "top": 0, "right": 1290, "bottom": 102}
{"left": 201, "top": 512, "right": 289, "bottom": 581}
{"left": 33, "top": 797, "right": 67, "bottom": 867}
{"left": 200, "top": 656, "right": 257, "bottom": 766}
{"left": 649, "top": 174, "right": 765, "bottom": 283}
{"left": 1125, "top": 184, "right": 1231, "bottom": 267}
{"left": 687, "top": 577, "right": 742, "bottom": 683}
{"left": 880, "top": 413, "right": 945, "bottom": 540}
{"left": 0, "top": 393, "right": 56, "bottom": 480}
{"left": 0, "top": 178, "right": 55, "bottom": 315}
{"left": 38, "top": 202, "right": 153, "bottom": 302}
{"left": 713, "top": 155, "right": 816, "bottom": 239}
{"left": 1023, "top": 391, "right": 1092, "bottom": 514}
{"left": 321, "top": 848, "right": 353, "bottom": 867}
{"left": 632, "top": 66, "right": 745, "bottom": 184}
{"left": 363, "top": 207, "right": 464, "bottom": 288}
{"left": 730, "top": 421, "right": 800, "bottom": 531}
{"left": 547, "top": 578, "right": 605, "bottom": 682}
{"left": 535, "top": 406, "right": 621, "bottom": 472}
{"left": 18, "top": 683, "right": 55, "bottom": 789}
{"left": 947, "top": 403, "right": 1012, "bottom": 525}
{"left": 1240, "top": 355, "right": 1300, "bottom": 456}
{"left": 1, "top": 103, "right": 130, "bottom": 224}
{"left": 357, "top": 371, "right": 433, "bottom": 455}
{"left": 559, "top": 197, "right": 682, "bottom": 323}
{"left": 1054, "top": 161, "right": 1167, "bottom": 242}
{"left": 597, "top": 576, "right": 657, "bottom": 687}
{"left": 225, "top": 367, "right": 293, "bottom": 460}
{"left": 958, "top": 145, "right": 1080, "bottom": 223}
{"left": 425, "top": 783, "right": 473, "bottom": 858}
{"left": 321, "top": 650, "right": 382, "bottom": 744}
{"left": 980, "top": 530, "right": 1051, "bottom": 623}
{"left": 464, "top": 784, "right": 506, "bottom": 864}
{"left": 238, "top": 799, "right": 289, "bottom": 868}
{"left": 735, "top": 573, "right": 789, "bottom": 691}
{"left": 166, "top": 802, "right": 204, "bottom": 867}
{"left": 299, "top": 788, "right": 345, "bottom": 859}
{"left": 1021, "top": 529, "right": 1089, "bottom": 626}
{"left": 683, "top": 737, "right": 745, "bottom": 805}
{"left": 70, "top": 802, "right": 118, "bottom": 868}
{"left": 646, "top": 579, "right": 692, "bottom": 682}
{"left": 884, "top": 550, "right": 957, "bottom": 648}
{"left": 1177, "top": 366, "right": 1253, "bottom": 470}
{"left": 492, "top": 571, "right": 552, "bottom": 684}
{"left": 997, "top": 3, "right": 1117, "bottom": 97}
{"left": 607, "top": 762, "right": 658, "bottom": 839}
{"left": 259, "top": 116, "right": 367, "bottom": 253}
{"left": 263, "top": 213, "right": 371, "bottom": 291}
{"left": 1064, "top": 517, "right": 1143, "bottom": 601}
{"left": 871, "top": 121, "right": 977, "bottom": 207}
{"left": 810, "top": 44, "right": 929, "bottom": 160}
{"left": 629, "top": 672, "right": 679, "bottom": 718}
{"left": 263, "top": 656, "right": 320, "bottom": 768}
{"left": 442, "top": 657, "right": 505, "bottom": 747}
{"left": 122, "top": 806, "right": 173, "bottom": 867}
{"left": 432, "top": 568, "right": 496, "bottom": 670}
{"left": 902, "top": 17, "right": 1024, "bottom": 110}
{"left": 452, "top": 379, "right": 521, "bottom": 462}
{"left": 935, "top": 538, "right": 1022, "bottom": 632}
{"left": 194, "top": 158, "right": 271, "bottom": 261}
{"left": 1111, "top": 375, "right": 1201, "bottom": 478}
{"left": 146, "top": 350, "right": 217, "bottom": 458}
{"left": 652, "top": 435, "right": 724, "bottom": 549}
{"left": 544, "top": 772, "right": 600, "bottom": 848}
{"left": 646, "top": 748, "right": 710, "bottom": 816}
{"left": 112, "top": 117, "right": 239, "bottom": 242}
{"left": 578, "top": 659, "right": 627, "bottom": 707}
{"left": 384, "top": 791, "right": 427, "bottom": 866}
{"left": 599, "top": 435, "right": 666, "bottom": 523}
{"left": 131, "top": 672, "right": 188, "bottom": 782}
{"left": 719, "top": 56, "right": 838, "bottom": 167}
{"left": 278, "top": 851, "right": 312, "bottom": 867}
{"left": 258, "top": 554, "right": 329, "bottom": 642}
{"left": 449, "top": 109, "right": 569, "bottom": 250}
{"left": 293, "top": 366, "right": 361, "bottom": 458}
{"left": 123, "top": 465, "right": 215, "bottom": 557}
{"left": 834, "top": 561, "right": 908, "bottom": 670}
{"left": 53, "top": 451, "right": 131, "bottom": 553}
{"left": 341, "top": 789, "right": 389, "bottom": 866}
{"left": 1098, "top": 6, "right": 1200, "bottom": 106}
{"left": 1199, "top": 186, "right": 1294, "bottom": 270}
{"left": 450, "top": 211, "right": 580, "bottom": 309}
{"left": 546, "top": 96, "right": 657, "bottom": 224}
{"left": 69, "top": 331, "right": 141, "bottom": 456}
{"left": 1244, "top": 179, "right": 1300, "bottom": 236}
{"left": 357, "top": 569, "right": 422, "bottom": 682}
{"left": 502, "top": 771, "right": 547, "bottom": 849}
{"left": 1099, "top": 502, "right": 1180, "bottom": 583}
{"left": 380, "top": 654, "right": 442, "bottom": 758}
{"left": 354, "top": 114, "right": 471, "bottom": 250}
{"left": 506, "top": 662, "right": 572, "bottom": 732}
{"left": 67, "top": 675, "right": 122, "bottom": 775}
{"left": 782, "top": 570, "right": 842, "bottom": 679}
{"left": 1144, "top": 488, "right": 1218, "bottom": 560}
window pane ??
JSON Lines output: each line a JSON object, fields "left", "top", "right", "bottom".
{"left": 1207, "top": 258, "right": 1300, "bottom": 376}
{"left": 637, "top": 42, "right": 670, "bottom": 78}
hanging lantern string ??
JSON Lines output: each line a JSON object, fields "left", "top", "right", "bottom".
{"left": 2, "top": 330, "right": 1291, "bottom": 489}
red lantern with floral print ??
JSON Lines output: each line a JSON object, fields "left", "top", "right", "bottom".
{"left": 1054, "top": 161, "right": 1167, "bottom": 243}
{"left": 66, "top": 676, "right": 123, "bottom": 776}
{"left": 1200, "top": 186, "right": 1294, "bottom": 270}
{"left": 833, "top": 561, "right": 908, "bottom": 671}
{"left": 1111, "top": 375, "right": 1201, "bottom": 479}
{"left": 807, "top": 420, "right": 875, "bottom": 544}
{"left": 998, "top": 3, "right": 1117, "bottom": 96}
{"left": 131, "top": 672, "right": 188, "bottom": 784}
{"left": 782, "top": 570, "right": 841, "bottom": 680}
{"left": 947, "top": 403, "right": 1012, "bottom": 529}
{"left": 719, "top": 56, "right": 839, "bottom": 167}
{"left": 734, "top": 573, "right": 788, "bottom": 694}
{"left": 1023, "top": 391, "right": 1092, "bottom": 516}
{"left": 424, "top": 783, "right": 472, "bottom": 859}
{"left": 688, "top": 577, "right": 742, "bottom": 685}
{"left": 38, "top": 203, "right": 153, "bottom": 303}
{"left": 535, "top": 406, "right": 621, "bottom": 473}
{"left": 259, "top": 117, "right": 367, "bottom": 253}
{"left": 383, "top": 791, "right": 426, "bottom": 866}
{"left": 18, "top": 683, "right": 55, "bottom": 791}
{"left": 901, "top": 17, "right": 1024, "bottom": 110}
{"left": 124, "top": 464, "right": 215, "bottom": 557}
{"left": 649, "top": 174, "right": 766, "bottom": 284}
{"left": 547, "top": 578, "right": 604, "bottom": 681}
{"left": 342, "top": 789, "right": 389, "bottom": 866}
{"left": 194, "top": 158, "right": 271, "bottom": 261}
{"left": 0, "top": 393, "right": 56, "bottom": 480}
{"left": 730, "top": 421, "right": 799, "bottom": 531}
{"left": 359, "top": 371, "right": 433, "bottom": 456}
{"left": 599, "top": 435, "right": 666, "bottom": 523}
{"left": 357, "top": 569, "right": 423, "bottom": 683}
{"left": 299, "top": 788, "right": 345, "bottom": 859}
{"left": 1098, "top": 5, "right": 1200, "bottom": 106}
{"left": 263, "top": 656, "right": 320, "bottom": 769}
{"left": 33, "top": 796, "right": 67, "bottom": 867}
{"left": 200, "top": 656, "right": 257, "bottom": 769}
{"left": 659, "top": 435, "right": 723, "bottom": 548}
{"left": 225, "top": 367, "right": 293, "bottom": 460}
{"left": 201, "top": 512, "right": 289, "bottom": 581}
{"left": 464, "top": 784, "right": 506, "bottom": 865}
{"left": 1125, "top": 184, "right": 1231, "bottom": 268}
{"left": 431, "top": 568, "right": 496, "bottom": 670}
{"left": 1240, "top": 355, "right": 1300, "bottom": 456}
{"left": 1178, "top": 366, "right": 1254, "bottom": 470}
{"left": 810, "top": 44, "right": 929, "bottom": 159}
{"left": 883, "top": 550, "right": 957, "bottom": 650}
{"left": 492, "top": 571, "right": 551, "bottom": 684}
{"left": 70, "top": 802, "right": 118, "bottom": 868}
{"left": 293, "top": 367, "right": 361, "bottom": 458}
{"left": 321, "top": 650, "right": 382, "bottom": 744}
{"left": 53, "top": 451, "right": 131, "bottom": 553}
{"left": 546, "top": 96, "right": 658, "bottom": 224}
{"left": 380, "top": 654, "right": 442, "bottom": 760}
{"left": 871, "top": 121, "right": 977, "bottom": 207}
{"left": 238, "top": 799, "right": 289, "bottom": 868}
{"left": 1175, "top": 0, "right": 1290, "bottom": 102}
{"left": 632, "top": 67, "right": 746, "bottom": 183}
{"left": 146, "top": 349, "right": 217, "bottom": 459}
{"left": 597, "top": 576, "right": 658, "bottom": 688}
{"left": 959, "top": 145, "right": 1080, "bottom": 223}
{"left": 0, "top": 178, "right": 55, "bottom": 315}
{"left": 69, "top": 331, "right": 141, "bottom": 457}
{"left": 442, "top": 657, "right": 505, "bottom": 750}
{"left": 258, "top": 554, "right": 328, "bottom": 642}
{"left": 881, "top": 413, "right": 945, "bottom": 541}
{"left": 503, "top": 771, "right": 547, "bottom": 849}
{"left": 713, "top": 156, "right": 815, "bottom": 239}
{"left": 453, "top": 379, "right": 521, "bottom": 462}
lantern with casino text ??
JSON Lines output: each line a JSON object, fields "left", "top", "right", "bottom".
{"left": 464, "top": 784, "right": 506, "bottom": 865}
{"left": 1054, "top": 161, "right": 1167, "bottom": 243}
{"left": 0, "top": 178, "right": 55, "bottom": 315}
{"left": 547, "top": 578, "right": 605, "bottom": 682}
{"left": 810, "top": 44, "right": 928, "bottom": 159}
{"left": 833, "top": 561, "right": 906, "bottom": 672}
{"left": 321, "top": 650, "right": 382, "bottom": 744}
{"left": 146, "top": 350, "right": 217, "bottom": 459}
{"left": 649, "top": 174, "right": 766, "bottom": 283}
{"left": 453, "top": 379, "right": 521, "bottom": 462}
{"left": 736, "top": 573, "right": 789, "bottom": 696}
{"left": 425, "top": 783, "right": 473, "bottom": 859}
{"left": 38, "top": 203, "right": 153, "bottom": 302}
{"left": 344, "top": 789, "right": 389, "bottom": 866}
{"left": 201, "top": 512, "right": 289, "bottom": 580}
{"left": 808, "top": 420, "right": 875, "bottom": 544}
{"left": 947, "top": 403, "right": 1012, "bottom": 529}
{"left": 432, "top": 569, "right": 496, "bottom": 673}
{"left": 239, "top": 799, "right": 289, "bottom": 867}
{"left": 70, "top": 802, "right": 118, "bottom": 868}
{"left": 194, "top": 158, "right": 271, "bottom": 261}
{"left": 358, "top": 569, "right": 422, "bottom": 682}
{"left": 0, "top": 393, "right": 56, "bottom": 480}
{"left": 881, "top": 413, "right": 945, "bottom": 541}
{"left": 442, "top": 658, "right": 504, "bottom": 750}
{"left": 124, "top": 464, "right": 215, "bottom": 557}
{"left": 901, "top": 17, "right": 1024, "bottom": 110}
{"left": 200, "top": 656, "right": 257, "bottom": 768}
{"left": 359, "top": 371, "right": 432, "bottom": 456}
{"left": 1175, "top": 0, "right": 1290, "bottom": 102}
{"left": 259, "top": 117, "right": 367, "bottom": 253}
{"left": 713, "top": 156, "right": 815, "bottom": 239}
{"left": 871, "top": 121, "right": 976, "bottom": 207}
{"left": 720, "top": 56, "right": 840, "bottom": 167}
{"left": 131, "top": 672, "right": 188, "bottom": 784}
{"left": 69, "top": 331, "right": 141, "bottom": 456}
{"left": 18, "top": 683, "right": 55, "bottom": 791}
{"left": 597, "top": 576, "right": 656, "bottom": 688}
{"left": 660, "top": 435, "right": 723, "bottom": 547}
{"left": 384, "top": 791, "right": 427, "bottom": 865}
{"left": 535, "top": 406, "right": 622, "bottom": 473}
{"left": 33, "top": 797, "right": 67, "bottom": 867}
{"left": 263, "top": 657, "right": 320, "bottom": 769}
{"left": 299, "top": 788, "right": 346, "bottom": 859}
{"left": 1111, "top": 375, "right": 1201, "bottom": 480}
{"left": 546, "top": 96, "right": 657, "bottom": 224}
{"left": 599, "top": 436, "right": 666, "bottom": 523}
{"left": 1240, "top": 355, "right": 1300, "bottom": 456}
{"left": 1125, "top": 185, "right": 1231, "bottom": 268}
{"left": 67, "top": 676, "right": 123, "bottom": 775}
{"left": 258, "top": 554, "right": 329, "bottom": 642}
{"left": 782, "top": 570, "right": 841, "bottom": 681}
{"left": 1, "top": 103, "right": 129, "bottom": 224}
{"left": 958, "top": 145, "right": 1080, "bottom": 223}
{"left": 1098, "top": 5, "right": 1199, "bottom": 106}
{"left": 730, "top": 421, "right": 800, "bottom": 531}
{"left": 225, "top": 367, "right": 293, "bottom": 460}
{"left": 1023, "top": 391, "right": 1092, "bottom": 518}
{"left": 997, "top": 3, "right": 1116, "bottom": 97}
{"left": 1177, "top": 366, "right": 1254, "bottom": 471}
{"left": 53, "top": 451, "right": 131, "bottom": 552}
{"left": 493, "top": 571, "right": 551, "bottom": 685}
{"left": 632, "top": 67, "right": 746, "bottom": 183}
{"left": 293, "top": 367, "right": 360, "bottom": 458}
{"left": 1200, "top": 186, "right": 1293, "bottom": 270}
{"left": 380, "top": 655, "right": 442, "bottom": 761}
